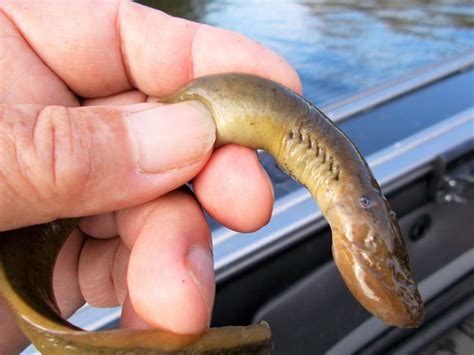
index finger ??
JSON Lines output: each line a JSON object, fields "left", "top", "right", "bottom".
{"left": 2, "top": 0, "right": 301, "bottom": 98}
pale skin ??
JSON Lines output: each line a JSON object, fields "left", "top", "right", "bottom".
{"left": 0, "top": 0, "right": 302, "bottom": 353}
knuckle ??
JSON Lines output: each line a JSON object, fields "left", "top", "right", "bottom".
{"left": 0, "top": 106, "right": 45, "bottom": 207}
{"left": 0, "top": 105, "right": 97, "bottom": 222}
{"left": 36, "top": 106, "right": 94, "bottom": 202}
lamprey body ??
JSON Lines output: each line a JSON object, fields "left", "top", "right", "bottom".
{"left": 0, "top": 73, "right": 423, "bottom": 354}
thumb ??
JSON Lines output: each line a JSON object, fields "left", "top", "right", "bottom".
{"left": 0, "top": 101, "right": 215, "bottom": 230}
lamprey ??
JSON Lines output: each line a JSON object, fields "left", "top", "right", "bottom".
{"left": 0, "top": 73, "right": 423, "bottom": 354}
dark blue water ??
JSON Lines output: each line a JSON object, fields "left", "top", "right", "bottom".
{"left": 147, "top": 0, "right": 473, "bottom": 105}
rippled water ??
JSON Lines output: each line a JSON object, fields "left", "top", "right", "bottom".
{"left": 142, "top": 0, "right": 473, "bottom": 105}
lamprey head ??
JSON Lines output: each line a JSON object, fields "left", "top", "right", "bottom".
{"left": 325, "top": 182, "right": 424, "bottom": 327}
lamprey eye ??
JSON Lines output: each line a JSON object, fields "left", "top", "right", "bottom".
{"left": 359, "top": 196, "right": 372, "bottom": 208}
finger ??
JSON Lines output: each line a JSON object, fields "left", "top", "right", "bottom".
{"left": 79, "top": 213, "right": 118, "bottom": 239}
{"left": 194, "top": 145, "right": 274, "bottom": 232}
{"left": 78, "top": 237, "right": 129, "bottom": 307}
{"left": 116, "top": 189, "right": 215, "bottom": 334}
{"left": 0, "top": 101, "right": 215, "bottom": 230}
{"left": 0, "top": 10, "right": 78, "bottom": 106}
{"left": 120, "top": 295, "right": 153, "bottom": 330}
{"left": 81, "top": 90, "right": 147, "bottom": 107}
{"left": 1, "top": 1, "right": 302, "bottom": 98}
{"left": 53, "top": 229, "right": 86, "bottom": 316}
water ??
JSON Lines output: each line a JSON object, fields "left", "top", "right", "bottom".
{"left": 142, "top": 0, "right": 473, "bottom": 105}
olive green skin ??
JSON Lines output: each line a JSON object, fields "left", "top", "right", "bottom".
{"left": 164, "top": 74, "right": 423, "bottom": 326}
{"left": 0, "top": 73, "right": 423, "bottom": 354}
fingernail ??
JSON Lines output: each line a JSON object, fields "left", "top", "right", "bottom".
{"left": 127, "top": 101, "right": 215, "bottom": 173}
{"left": 186, "top": 246, "right": 215, "bottom": 320}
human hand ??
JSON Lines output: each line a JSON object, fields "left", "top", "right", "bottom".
{"left": 0, "top": 1, "right": 301, "bottom": 353}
